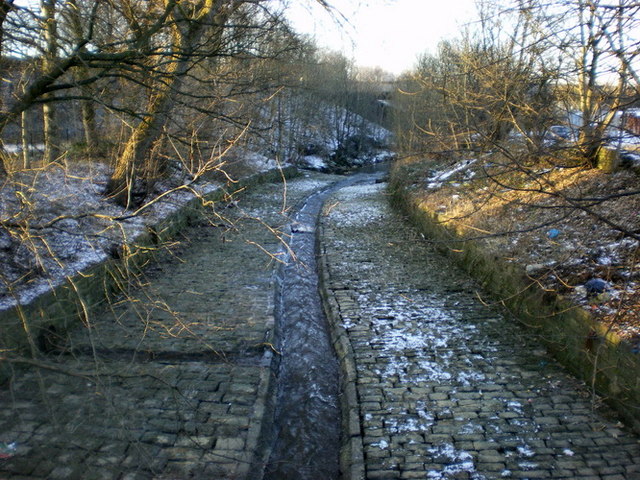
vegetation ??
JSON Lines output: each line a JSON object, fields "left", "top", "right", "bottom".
{"left": 0, "top": 1, "right": 382, "bottom": 197}
{"left": 0, "top": 0, "right": 393, "bottom": 368}
{"left": 4, "top": 0, "right": 640, "bottom": 357}
{"left": 390, "top": 0, "right": 640, "bottom": 343}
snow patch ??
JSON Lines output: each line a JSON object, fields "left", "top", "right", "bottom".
{"left": 427, "top": 159, "right": 477, "bottom": 189}
{"left": 0, "top": 154, "right": 283, "bottom": 311}
{"left": 518, "top": 461, "right": 540, "bottom": 470}
{"left": 299, "top": 155, "right": 327, "bottom": 171}
{"left": 517, "top": 445, "right": 535, "bottom": 458}
{"left": 456, "top": 370, "right": 486, "bottom": 386}
{"left": 371, "top": 439, "right": 389, "bottom": 449}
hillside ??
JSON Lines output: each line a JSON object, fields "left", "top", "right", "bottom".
{"left": 392, "top": 154, "right": 640, "bottom": 347}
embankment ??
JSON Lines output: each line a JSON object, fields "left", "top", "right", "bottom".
{"left": 388, "top": 167, "right": 640, "bottom": 435}
{"left": 0, "top": 167, "right": 298, "bottom": 371}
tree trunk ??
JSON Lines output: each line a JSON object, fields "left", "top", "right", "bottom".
{"left": 0, "top": 0, "right": 15, "bottom": 176}
{"left": 21, "top": 110, "right": 30, "bottom": 169}
{"left": 41, "top": 0, "right": 59, "bottom": 164}
{"left": 579, "top": 127, "right": 602, "bottom": 168}
{"left": 104, "top": 83, "right": 179, "bottom": 208}
{"left": 105, "top": 2, "right": 238, "bottom": 208}
{"left": 80, "top": 97, "right": 97, "bottom": 150}
{"left": 67, "top": 0, "right": 98, "bottom": 151}
{"left": 42, "top": 97, "right": 59, "bottom": 164}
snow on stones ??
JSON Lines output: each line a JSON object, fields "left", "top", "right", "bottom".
{"left": 0, "top": 156, "right": 291, "bottom": 311}
{"left": 426, "top": 443, "right": 483, "bottom": 479}
{"left": 426, "top": 158, "right": 477, "bottom": 190}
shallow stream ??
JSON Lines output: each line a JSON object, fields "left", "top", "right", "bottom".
{"left": 264, "top": 170, "right": 385, "bottom": 479}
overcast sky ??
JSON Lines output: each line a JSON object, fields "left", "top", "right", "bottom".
{"left": 285, "top": 0, "right": 478, "bottom": 75}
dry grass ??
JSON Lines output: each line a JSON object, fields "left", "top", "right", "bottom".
{"left": 395, "top": 153, "right": 640, "bottom": 343}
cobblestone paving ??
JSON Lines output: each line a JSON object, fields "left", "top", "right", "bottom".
{"left": 0, "top": 172, "right": 340, "bottom": 480}
{"left": 319, "top": 181, "right": 640, "bottom": 480}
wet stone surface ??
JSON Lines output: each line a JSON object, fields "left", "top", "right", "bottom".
{"left": 319, "top": 181, "right": 640, "bottom": 479}
{"left": 0, "top": 172, "right": 341, "bottom": 480}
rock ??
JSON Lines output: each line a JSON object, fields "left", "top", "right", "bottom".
{"left": 526, "top": 264, "right": 546, "bottom": 275}
{"left": 584, "top": 278, "right": 611, "bottom": 304}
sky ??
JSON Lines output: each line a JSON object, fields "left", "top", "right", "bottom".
{"left": 285, "top": 0, "right": 479, "bottom": 76}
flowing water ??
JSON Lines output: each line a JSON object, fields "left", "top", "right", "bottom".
{"left": 264, "top": 170, "right": 386, "bottom": 479}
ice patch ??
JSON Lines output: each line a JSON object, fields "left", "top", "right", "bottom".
{"left": 507, "top": 401, "right": 523, "bottom": 410}
{"left": 385, "top": 329, "right": 429, "bottom": 350}
{"left": 418, "top": 407, "right": 434, "bottom": 421}
{"left": 357, "top": 292, "right": 472, "bottom": 384}
{"left": 386, "top": 416, "right": 431, "bottom": 433}
{"left": 341, "top": 317, "right": 357, "bottom": 329}
{"left": 457, "top": 371, "right": 486, "bottom": 386}
{"left": 518, "top": 461, "right": 539, "bottom": 470}
{"left": 376, "top": 356, "right": 453, "bottom": 384}
{"left": 458, "top": 423, "right": 484, "bottom": 435}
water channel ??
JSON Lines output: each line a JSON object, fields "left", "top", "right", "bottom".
{"left": 264, "top": 170, "right": 386, "bottom": 479}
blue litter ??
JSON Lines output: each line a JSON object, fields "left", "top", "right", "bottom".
{"left": 547, "top": 228, "right": 560, "bottom": 239}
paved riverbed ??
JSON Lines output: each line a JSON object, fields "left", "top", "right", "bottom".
{"left": 319, "top": 180, "right": 640, "bottom": 479}
{"left": 2, "top": 171, "right": 640, "bottom": 480}
{"left": 0, "top": 172, "right": 342, "bottom": 480}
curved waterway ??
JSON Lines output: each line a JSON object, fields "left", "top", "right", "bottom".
{"left": 264, "top": 170, "right": 385, "bottom": 480}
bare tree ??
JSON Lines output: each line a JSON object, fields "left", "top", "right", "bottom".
{"left": 397, "top": 0, "right": 639, "bottom": 166}
{"left": 391, "top": 0, "right": 640, "bottom": 280}
{"left": 40, "top": 0, "right": 59, "bottom": 164}
{"left": 104, "top": 1, "right": 243, "bottom": 206}
{"left": 0, "top": 0, "right": 336, "bottom": 193}
{"left": 0, "top": 0, "right": 15, "bottom": 175}
{"left": 570, "top": 0, "right": 640, "bottom": 166}
{"left": 64, "top": 0, "right": 98, "bottom": 150}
